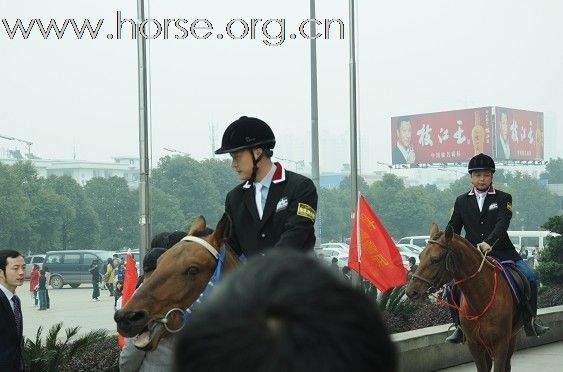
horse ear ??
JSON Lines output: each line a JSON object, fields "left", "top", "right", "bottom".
{"left": 187, "top": 216, "right": 207, "bottom": 235}
{"left": 429, "top": 223, "right": 439, "bottom": 238}
{"left": 444, "top": 225, "right": 454, "bottom": 243}
{"left": 213, "top": 213, "right": 232, "bottom": 245}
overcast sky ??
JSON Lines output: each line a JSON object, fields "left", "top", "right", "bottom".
{"left": 2, "top": 0, "right": 562, "bottom": 173}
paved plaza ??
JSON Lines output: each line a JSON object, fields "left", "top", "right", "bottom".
{"left": 20, "top": 281, "right": 117, "bottom": 339}
{"left": 439, "top": 341, "right": 563, "bottom": 371}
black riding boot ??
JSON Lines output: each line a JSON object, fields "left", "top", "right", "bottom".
{"left": 523, "top": 282, "right": 549, "bottom": 337}
{"left": 444, "top": 286, "right": 464, "bottom": 344}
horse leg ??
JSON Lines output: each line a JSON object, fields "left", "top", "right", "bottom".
{"left": 503, "top": 336, "right": 517, "bottom": 372}
{"left": 491, "top": 339, "right": 511, "bottom": 372}
{"left": 467, "top": 341, "right": 492, "bottom": 372}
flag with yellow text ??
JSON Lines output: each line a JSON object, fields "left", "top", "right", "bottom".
{"left": 118, "top": 252, "right": 138, "bottom": 348}
{"left": 348, "top": 195, "right": 407, "bottom": 291}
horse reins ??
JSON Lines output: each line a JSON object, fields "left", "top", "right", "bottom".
{"left": 412, "top": 238, "right": 495, "bottom": 292}
{"left": 412, "top": 237, "right": 501, "bottom": 359}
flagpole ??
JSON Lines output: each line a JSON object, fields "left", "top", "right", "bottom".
{"left": 309, "top": 0, "right": 321, "bottom": 245}
{"left": 348, "top": 0, "right": 360, "bottom": 287}
{"left": 348, "top": 0, "right": 358, "bottom": 213}
{"left": 356, "top": 193, "right": 361, "bottom": 278}
{"left": 137, "top": 0, "right": 150, "bottom": 273}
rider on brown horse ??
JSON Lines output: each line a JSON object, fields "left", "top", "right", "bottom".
{"left": 445, "top": 153, "right": 549, "bottom": 343}
{"left": 214, "top": 116, "right": 318, "bottom": 257}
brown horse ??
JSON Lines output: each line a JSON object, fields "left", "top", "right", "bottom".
{"left": 405, "top": 223, "right": 522, "bottom": 372}
{"left": 114, "top": 213, "right": 240, "bottom": 351}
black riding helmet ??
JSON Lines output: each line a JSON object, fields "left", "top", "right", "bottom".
{"left": 215, "top": 116, "right": 276, "bottom": 184}
{"left": 468, "top": 153, "right": 495, "bottom": 174}
{"left": 214, "top": 116, "right": 276, "bottom": 155}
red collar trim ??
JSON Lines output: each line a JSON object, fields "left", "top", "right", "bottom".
{"left": 271, "top": 162, "right": 286, "bottom": 184}
{"left": 468, "top": 185, "right": 496, "bottom": 195}
{"left": 241, "top": 162, "right": 286, "bottom": 189}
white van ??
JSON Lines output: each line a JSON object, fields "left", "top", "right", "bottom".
{"left": 507, "top": 231, "right": 560, "bottom": 251}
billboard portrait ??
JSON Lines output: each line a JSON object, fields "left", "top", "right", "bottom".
{"left": 494, "top": 107, "right": 544, "bottom": 161}
{"left": 391, "top": 107, "right": 493, "bottom": 165}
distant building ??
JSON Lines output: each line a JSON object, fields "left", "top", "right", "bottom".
{"left": 0, "top": 153, "right": 139, "bottom": 188}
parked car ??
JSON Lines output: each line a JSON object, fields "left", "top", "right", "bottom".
{"left": 396, "top": 236, "right": 429, "bottom": 250}
{"left": 315, "top": 244, "right": 349, "bottom": 269}
{"left": 24, "top": 254, "right": 46, "bottom": 278}
{"left": 44, "top": 250, "right": 115, "bottom": 289}
{"left": 318, "top": 242, "right": 350, "bottom": 252}
{"left": 396, "top": 243, "right": 423, "bottom": 255}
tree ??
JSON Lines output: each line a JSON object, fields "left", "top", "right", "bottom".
{"left": 504, "top": 172, "right": 559, "bottom": 230}
{"left": 45, "top": 176, "right": 100, "bottom": 250}
{"left": 540, "top": 158, "right": 563, "bottom": 183}
{"left": 0, "top": 163, "right": 32, "bottom": 248}
{"left": 84, "top": 177, "right": 137, "bottom": 251}
{"left": 150, "top": 186, "right": 189, "bottom": 235}
{"left": 537, "top": 216, "right": 563, "bottom": 286}
{"left": 151, "top": 156, "right": 225, "bottom": 224}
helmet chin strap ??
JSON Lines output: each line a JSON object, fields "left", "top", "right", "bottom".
{"left": 249, "top": 148, "right": 264, "bottom": 184}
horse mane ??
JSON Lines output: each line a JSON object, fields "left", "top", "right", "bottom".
{"left": 442, "top": 230, "right": 481, "bottom": 274}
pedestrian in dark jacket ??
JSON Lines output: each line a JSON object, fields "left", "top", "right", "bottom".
{"left": 89, "top": 260, "right": 101, "bottom": 301}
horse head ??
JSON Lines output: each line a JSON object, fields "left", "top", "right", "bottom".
{"left": 114, "top": 213, "right": 240, "bottom": 351}
{"left": 405, "top": 223, "right": 462, "bottom": 301}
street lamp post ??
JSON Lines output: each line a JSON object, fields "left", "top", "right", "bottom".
{"left": 0, "top": 134, "right": 33, "bottom": 156}
{"left": 163, "top": 147, "right": 190, "bottom": 157}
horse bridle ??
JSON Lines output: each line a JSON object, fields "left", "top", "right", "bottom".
{"left": 154, "top": 235, "right": 222, "bottom": 333}
{"left": 411, "top": 238, "right": 452, "bottom": 293}
{"left": 412, "top": 237, "right": 491, "bottom": 294}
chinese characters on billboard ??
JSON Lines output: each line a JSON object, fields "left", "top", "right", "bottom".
{"left": 494, "top": 107, "right": 544, "bottom": 161}
{"left": 391, "top": 107, "right": 493, "bottom": 165}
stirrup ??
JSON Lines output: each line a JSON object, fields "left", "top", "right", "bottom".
{"left": 445, "top": 325, "right": 464, "bottom": 344}
{"left": 524, "top": 318, "right": 549, "bottom": 337}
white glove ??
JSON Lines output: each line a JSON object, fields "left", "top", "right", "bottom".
{"left": 477, "top": 242, "right": 492, "bottom": 254}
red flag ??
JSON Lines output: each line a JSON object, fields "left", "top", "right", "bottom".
{"left": 348, "top": 195, "right": 407, "bottom": 291}
{"left": 118, "top": 252, "right": 138, "bottom": 348}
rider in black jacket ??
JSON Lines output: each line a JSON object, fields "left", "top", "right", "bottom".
{"left": 215, "top": 116, "right": 317, "bottom": 258}
{"left": 445, "top": 153, "right": 549, "bottom": 343}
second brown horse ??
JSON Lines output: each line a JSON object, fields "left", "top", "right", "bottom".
{"left": 406, "top": 223, "right": 522, "bottom": 372}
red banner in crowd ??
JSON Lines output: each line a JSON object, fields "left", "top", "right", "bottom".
{"left": 118, "top": 253, "right": 138, "bottom": 349}
{"left": 348, "top": 195, "right": 407, "bottom": 292}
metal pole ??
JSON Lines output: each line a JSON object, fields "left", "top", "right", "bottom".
{"left": 137, "top": 0, "right": 150, "bottom": 273}
{"left": 348, "top": 0, "right": 360, "bottom": 287}
{"left": 309, "top": 0, "right": 321, "bottom": 245}
{"left": 348, "top": 0, "right": 358, "bottom": 214}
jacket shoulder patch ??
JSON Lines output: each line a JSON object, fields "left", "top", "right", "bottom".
{"left": 297, "top": 203, "right": 316, "bottom": 222}
{"left": 507, "top": 202, "right": 512, "bottom": 213}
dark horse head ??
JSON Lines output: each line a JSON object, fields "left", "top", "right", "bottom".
{"left": 114, "top": 213, "right": 240, "bottom": 351}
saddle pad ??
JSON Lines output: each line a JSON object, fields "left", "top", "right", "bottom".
{"left": 488, "top": 257, "right": 530, "bottom": 305}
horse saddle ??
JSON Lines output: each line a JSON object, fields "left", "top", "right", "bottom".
{"left": 497, "top": 260, "right": 531, "bottom": 305}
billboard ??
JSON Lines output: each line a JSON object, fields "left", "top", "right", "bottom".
{"left": 391, "top": 107, "right": 493, "bottom": 165}
{"left": 493, "top": 107, "right": 544, "bottom": 161}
